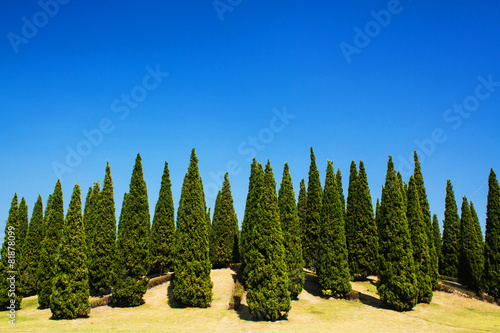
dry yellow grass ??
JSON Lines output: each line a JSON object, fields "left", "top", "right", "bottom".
{"left": 2, "top": 269, "right": 499, "bottom": 332}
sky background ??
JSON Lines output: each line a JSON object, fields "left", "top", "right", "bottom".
{"left": 1, "top": 0, "right": 499, "bottom": 237}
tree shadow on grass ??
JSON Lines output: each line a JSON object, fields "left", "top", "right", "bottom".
{"left": 166, "top": 281, "right": 183, "bottom": 309}
{"left": 357, "top": 292, "right": 386, "bottom": 309}
{"left": 236, "top": 302, "right": 254, "bottom": 322}
{"left": 303, "top": 279, "right": 324, "bottom": 297}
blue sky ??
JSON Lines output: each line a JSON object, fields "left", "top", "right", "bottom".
{"left": 1, "top": 0, "right": 499, "bottom": 236}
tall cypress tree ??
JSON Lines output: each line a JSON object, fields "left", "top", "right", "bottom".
{"left": 41, "top": 194, "right": 53, "bottom": 241}
{"left": 297, "top": 178, "right": 307, "bottom": 260}
{"left": 413, "top": 152, "right": 439, "bottom": 286}
{"left": 19, "top": 195, "right": 44, "bottom": 297}
{"left": 441, "top": 180, "right": 460, "bottom": 278}
{"left": 82, "top": 186, "right": 93, "bottom": 247}
{"left": 89, "top": 162, "right": 117, "bottom": 296}
{"left": 278, "top": 163, "right": 304, "bottom": 300}
{"left": 303, "top": 148, "right": 322, "bottom": 269}
{"left": 84, "top": 182, "right": 100, "bottom": 254}
{"left": 173, "top": 149, "right": 213, "bottom": 307}
{"left": 246, "top": 161, "right": 290, "bottom": 321}
{"left": 50, "top": 184, "right": 90, "bottom": 319}
{"left": 38, "top": 180, "right": 64, "bottom": 309}
{"left": 0, "top": 194, "right": 22, "bottom": 309}
{"left": 113, "top": 154, "right": 150, "bottom": 307}
{"left": 17, "top": 198, "right": 29, "bottom": 256}
{"left": 210, "top": 191, "right": 222, "bottom": 264}
{"left": 348, "top": 161, "right": 378, "bottom": 279}
{"left": 470, "top": 202, "right": 484, "bottom": 249}
{"left": 336, "top": 169, "right": 345, "bottom": 216}
{"left": 317, "top": 161, "right": 351, "bottom": 298}
{"left": 458, "top": 197, "right": 483, "bottom": 293}
{"left": 345, "top": 161, "right": 358, "bottom": 271}
{"left": 432, "top": 214, "right": 443, "bottom": 274}
{"left": 375, "top": 198, "right": 381, "bottom": 231}
{"left": 240, "top": 159, "right": 264, "bottom": 284}
{"left": 407, "top": 176, "right": 433, "bottom": 303}
{"left": 150, "top": 162, "right": 176, "bottom": 275}
{"left": 483, "top": 169, "right": 500, "bottom": 298}
{"left": 377, "top": 156, "right": 417, "bottom": 311}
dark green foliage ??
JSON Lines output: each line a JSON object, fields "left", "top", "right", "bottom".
{"left": 246, "top": 161, "right": 290, "bottom": 321}
{"left": 406, "top": 177, "right": 433, "bottom": 303}
{"left": 240, "top": 159, "right": 264, "bottom": 284}
{"left": 278, "top": 163, "right": 304, "bottom": 300}
{"left": 82, "top": 186, "right": 92, "bottom": 239}
{"left": 41, "top": 194, "right": 52, "bottom": 241}
{"left": 347, "top": 161, "right": 378, "bottom": 279}
{"left": 470, "top": 202, "right": 484, "bottom": 249}
{"left": 397, "top": 172, "right": 407, "bottom": 212}
{"left": 84, "top": 182, "right": 100, "bottom": 253}
{"left": 19, "top": 195, "right": 44, "bottom": 296}
{"left": 297, "top": 178, "right": 307, "bottom": 260}
{"left": 375, "top": 198, "right": 381, "bottom": 231}
{"left": 150, "top": 162, "right": 176, "bottom": 275}
{"left": 413, "top": 152, "right": 439, "bottom": 286}
{"left": 173, "top": 149, "right": 213, "bottom": 307}
{"left": 38, "top": 180, "right": 64, "bottom": 309}
{"left": 432, "top": 214, "right": 443, "bottom": 274}
{"left": 336, "top": 169, "right": 346, "bottom": 216}
{"left": 345, "top": 161, "right": 358, "bottom": 272}
{"left": 317, "top": 161, "right": 351, "bottom": 298}
{"left": 89, "top": 162, "right": 117, "bottom": 296}
{"left": 483, "top": 169, "right": 500, "bottom": 298}
{"left": 458, "top": 197, "right": 483, "bottom": 293}
{"left": 377, "top": 156, "right": 418, "bottom": 311}
{"left": 210, "top": 173, "right": 240, "bottom": 267}
{"left": 113, "top": 154, "right": 150, "bottom": 307}
{"left": 16, "top": 198, "right": 29, "bottom": 255}
{"left": 303, "top": 148, "right": 322, "bottom": 269}
{"left": 0, "top": 194, "right": 22, "bottom": 310}
{"left": 441, "top": 180, "right": 460, "bottom": 278}
{"left": 50, "top": 185, "right": 90, "bottom": 319}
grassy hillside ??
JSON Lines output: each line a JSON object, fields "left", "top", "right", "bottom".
{"left": 2, "top": 268, "right": 499, "bottom": 332}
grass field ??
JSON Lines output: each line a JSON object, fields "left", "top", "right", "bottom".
{"left": 2, "top": 268, "right": 499, "bottom": 332}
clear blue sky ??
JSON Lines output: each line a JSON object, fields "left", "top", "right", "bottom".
{"left": 1, "top": 1, "right": 499, "bottom": 236}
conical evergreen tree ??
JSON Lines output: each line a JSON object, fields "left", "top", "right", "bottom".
{"left": 348, "top": 161, "right": 378, "bottom": 279}
{"left": 41, "top": 194, "right": 53, "bottom": 241}
{"left": 303, "top": 148, "right": 322, "bottom": 269}
{"left": 397, "top": 172, "right": 407, "bottom": 213}
{"left": 19, "top": 195, "right": 44, "bottom": 296}
{"left": 84, "top": 182, "right": 100, "bottom": 254}
{"left": 317, "top": 161, "right": 351, "bottom": 298}
{"left": 377, "top": 156, "right": 418, "bottom": 311}
{"left": 470, "top": 202, "right": 484, "bottom": 250}
{"left": 50, "top": 184, "right": 90, "bottom": 319}
{"left": 112, "top": 154, "right": 150, "bottom": 307}
{"left": 407, "top": 176, "right": 433, "bottom": 303}
{"left": 246, "top": 161, "right": 290, "bottom": 321}
{"left": 38, "top": 180, "right": 64, "bottom": 309}
{"left": 441, "top": 180, "right": 460, "bottom": 278}
{"left": 278, "top": 163, "right": 304, "bottom": 300}
{"left": 240, "top": 159, "right": 264, "bottom": 284}
{"left": 82, "top": 186, "right": 92, "bottom": 244}
{"left": 210, "top": 173, "right": 239, "bottom": 267}
{"left": 458, "top": 197, "right": 483, "bottom": 293}
{"left": 89, "top": 162, "right": 117, "bottom": 296}
{"left": 345, "top": 161, "right": 358, "bottom": 272}
{"left": 336, "top": 169, "right": 346, "bottom": 216}
{"left": 483, "top": 169, "right": 500, "bottom": 298}
{"left": 173, "top": 149, "right": 213, "bottom": 307}
{"left": 150, "top": 162, "right": 176, "bottom": 275}
{"left": 297, "top": 178, "right": 307, "bottom": 260}
{"left": 413, "top": 152, "right": 439, "bottom": 286}
{"left": 0, "top": 194, "right": 22, "bottom": 309}
{"left": 16, "top": 198, "right": 29, "bottom": 256}
{"left": 375, "top": 198, "right": 381, "bottom": 232}
{"left": 432, "top": 214, "right": 443, "bottom": 275}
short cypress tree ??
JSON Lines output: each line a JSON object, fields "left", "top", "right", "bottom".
{"left": 458, "top": 197, "right": 483, "bottom": 293}
{"left": 336, "top": 169, "right": 346, "bottom": 216}
{"left": 483, "top": 169, "right": 500, "bottom": 298}
{"left": 413, "top": 152, "right": 439, "bottom": 286}
{"left": 50, "top": 185, "right": 90, "bottom": 319}
{"left": 317, "top": 161, "right": 351, "bottom": 298}
{"left": 278, "top": 163, "right": 304, "bottom": 300}
{"left": 345, "top": 161, "right": 358, "bottom": 270}
{"left": 441, "top": 180, "right": 460, "bottom": 278}
{"left": 407, "top": 176, "right": 433, "bottom": 303}
{"left": 240, "top": 159, "right": 264, "bottom": 284}
{"left": 377, "top": 156, "right": 418, "bottom": 311}
{"left": 112, "top": 154, "right": 150, "bottom": 307}
{"left": 432, "top": 214, "right": 443, "bottom": 274}
{"left": 150, "top": 162, "right": 176, "bottom": 275}
{"left": 38, "top": 180, "right": 64, "bottom": 309}
{"left": 297, "top": 178, "right": 307, "bottom": 259}
{"left": 0, "top": 194, "right": 22, "bottom": 310}
{"left": 89, "top": 162, "right": 117, "bottom": 296}
{"left": 348, "top": 161, "right": 378, "bottom": 279}
{"left": 246, "top": 161, "right": 290, "bottom": 321}
{"left": 303, "top": 148, "right": 322, "bottom": 269}
{"left": 19, "top": 195, "right": 44, "bottom": 297}
{"left": 84, "top": 182, "right": 100, "bottom": 253}
{"left": 17, "top": 198, "right": 29, "bottom": 255}
{"left": 173, "top": 149, "right": 213, "bottom": 307}
{"left": 210, "top": 173, "right": 239, "bottom": 267}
